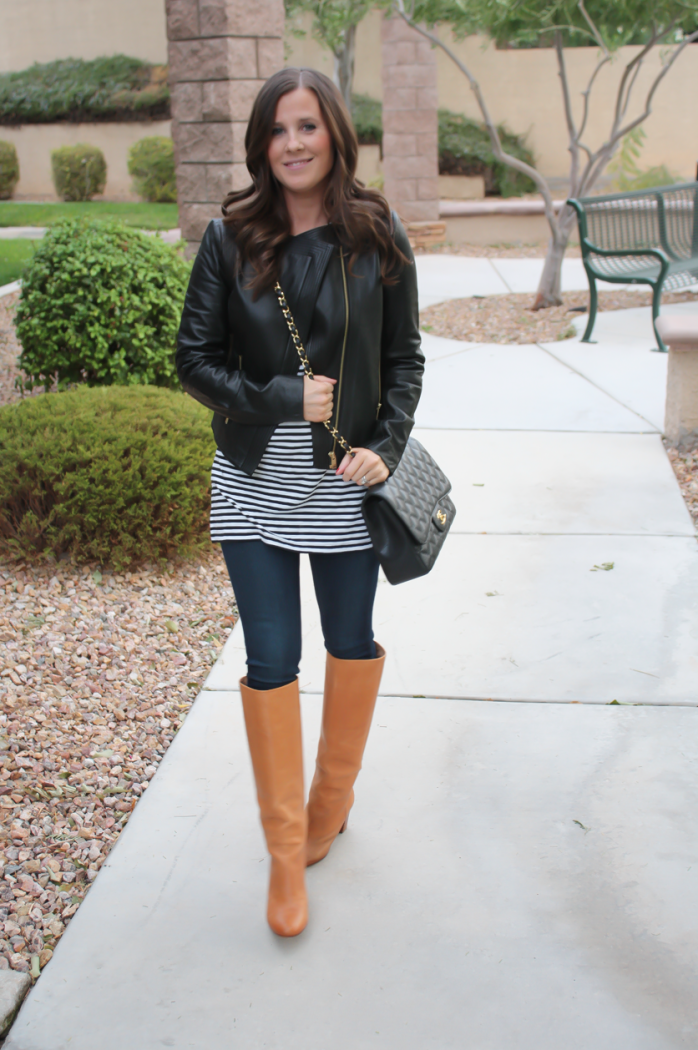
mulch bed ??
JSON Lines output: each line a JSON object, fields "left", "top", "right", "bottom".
{"left": 0, "top": 554, "right": 236, "bottom": 977}
{"left": 420, "top": 288, "right": 698, "bottom": 345}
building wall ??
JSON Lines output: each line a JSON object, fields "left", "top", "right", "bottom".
{"left": 0, "top": 0, "right": 168, "bottom": 70}
{"left": 434, "top": 32, "right": 698, "bottom": 182}
{"left": 1, "top": 121, "right": 172, "bottom": 200}
{"left": 286, "top": 13, "right": 698, "bottom": 183}
{"left": 1, "top": 1, "right": 696, "bottom": 186}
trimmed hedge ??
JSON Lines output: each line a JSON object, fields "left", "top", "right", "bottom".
{"left": 0, "top": 56, "right": 170, "bottom": 125}
{"left": 0, "top": 386, "right": 215, "bottom": 570}
{"left": 349, "top": 95, "right": 537, "bottom": 196}
{"left": 15, "top": 218, "right": 190, "bottom": 391}
{"left": 351, "top": 93, "right": 382, "bottom": 146}
{"left": 128, "top": 136, "right": 176, "bottom": 203}
{"left": 438, "top": 109, "right": 537, "bottom": 197}
{"left": 51, "top": 143, "right": 107, "bottom": 201}
{"left": 0, "top": 141, "right": 19, "bottom": 199}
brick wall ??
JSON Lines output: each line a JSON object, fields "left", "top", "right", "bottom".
{"left": 380, "top": 14, "right": 439, "bottom": 223}
{"left": 166, "top": 0, "right": 284, "bottom": 251}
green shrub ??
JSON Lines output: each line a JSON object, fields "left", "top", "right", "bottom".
{"left": 0, "top": 56, "right": 169, "bottom": 125}
{"left": 608, "top": 128, "right": 678, "bottom": 193}
{"left": 0, "top": 386, "right": 214, "bottom": 570}
{"left": 348, "top": 98, "right": 537, "bottom": 197}
{"left": 438, "top": 109, "right": 537, "bottom": 197}
{"left": 51, "top": 143, "right": 107, "bottom": 202}
{"left": 0, "top": 141, "right": 19, "bottom": 199}
{"left": 15, "top": 218, "right": 190, "bottom": 391}
{"left": 351, "top": 93, "right": 382, "bottom": 147}
{"left": 128, "top": 136, "right": 176, "bottom": 203}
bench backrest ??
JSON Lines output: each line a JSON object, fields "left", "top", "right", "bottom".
{"left": 569, "top": 181, "right": 698, "bottom": 261}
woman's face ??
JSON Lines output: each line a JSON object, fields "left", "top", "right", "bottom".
{"left": 267, "top": 87, "right": 335, "bottom": 197}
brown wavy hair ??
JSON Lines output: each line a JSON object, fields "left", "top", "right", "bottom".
{"left": 221, "top": 67, "right": 409, "bottom": 294}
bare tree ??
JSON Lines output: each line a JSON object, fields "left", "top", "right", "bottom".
{"left": 286, "top": 0, "right": 374, "bottom": 108}
{"left": 390, "top": 0, "right": 698, "bottom": 308}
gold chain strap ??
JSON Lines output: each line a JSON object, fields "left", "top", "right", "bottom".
{"left": 274, "top": 281, "right": 354, "bottom": 459}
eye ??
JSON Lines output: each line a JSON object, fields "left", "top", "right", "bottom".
{"left": 302, "top": 122, "right": 317, "bottom": 132}
{"left": 271, "top": 126, "right": 284, "bottom": 136}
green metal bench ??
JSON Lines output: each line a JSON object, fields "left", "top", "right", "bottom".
{"left": 567, "top": 182, "right": 698, "bottom": 352}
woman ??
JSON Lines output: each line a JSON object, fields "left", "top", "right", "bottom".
{"left": 176, "top": 67, "right": 423, "bottom": 938}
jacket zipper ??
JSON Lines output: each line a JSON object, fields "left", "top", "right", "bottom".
{"left": 330, "top": 248, "right": 350, "bottom": 470}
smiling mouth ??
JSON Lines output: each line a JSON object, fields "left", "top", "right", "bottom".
{"left": 284, "top": 158, "right": 313, "bottom": 169}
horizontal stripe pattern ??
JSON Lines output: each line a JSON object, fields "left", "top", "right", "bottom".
{"left": 210, "top": 420, "right": 372, "bottom": 553}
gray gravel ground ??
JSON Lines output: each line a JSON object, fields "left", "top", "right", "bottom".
{"left": 0, "top": 554, "right": 237, "bottom": 978}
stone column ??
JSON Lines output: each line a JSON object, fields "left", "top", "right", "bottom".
{"left": 166, "top": 0, "right": 284, "bottom": 253}
{"left": 380, "top": 13, "right": 441, "bottom": 239}
{"left": 656, "top": 316, "right": 698, "bottom": 447}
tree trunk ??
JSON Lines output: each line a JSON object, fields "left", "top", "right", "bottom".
{"left": 532, "top": 204, "right": 578, "bottom": 310}
{"left": 333, "top": 23, "right": 356, "bottom": 111}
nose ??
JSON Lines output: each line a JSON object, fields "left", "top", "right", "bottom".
{"left": 286, "top": 129, "right": 304, "bottom": 152}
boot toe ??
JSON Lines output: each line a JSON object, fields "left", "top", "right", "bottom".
{"left": 267, "top": 898, "right": 308, "bottom": 937}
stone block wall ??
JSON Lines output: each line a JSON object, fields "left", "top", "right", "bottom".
{"left": 166, "top": 0, "right": 284, "bottom": 250}
{"left": 380, "top": 15, "right": 439, "bottom": 223}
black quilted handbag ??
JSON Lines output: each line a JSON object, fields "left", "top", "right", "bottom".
{"left": 361, "top": 437, "right": 456, "bottom": 585}
{"left": 276, "top": 277, "right": 456, "bottom": 586}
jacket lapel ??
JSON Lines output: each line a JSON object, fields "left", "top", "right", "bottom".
{"left": 278, "top": 238, "right": 335, "bottom": 373}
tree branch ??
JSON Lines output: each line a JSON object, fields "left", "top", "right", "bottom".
{"left": 611, "top": 24, "right": 666, "bottom": 141}
{"left": 391, "top": 0, "right": 561, "bottom": 241}
{"left": 580, "top": 28, "right": 698, "bottom": 195}
{"left": 576, "top": 53, "right": 611, "bottom": 146}
{"left": 554, "top": 29, "right": 580, "bottom": 193}
{"left": 577, "top": 0, "right": 609, "bottom": 56}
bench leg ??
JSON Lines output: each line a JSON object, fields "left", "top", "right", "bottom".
{"left": 651, "top": 281, "right": 667, "bottom": 352}
{"left": 581, "top": 275, "right": 597, "bottom": 342}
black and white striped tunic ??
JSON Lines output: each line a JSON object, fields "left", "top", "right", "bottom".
{"left": 210, "top": 420, "right": 372, "bottom": 553}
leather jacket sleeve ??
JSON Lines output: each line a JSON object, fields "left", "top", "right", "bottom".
{"left": 176, "top": 221, "right": 304, "bottom": 425}
{"left": 365, "top": 216, "right": 425, "bottom": 475}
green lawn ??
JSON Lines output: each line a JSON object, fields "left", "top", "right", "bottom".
{"left": 0, "top": 239, "right": 36, "bottom": 285}
{"left": 0, "top": 201, "right": 179, "bottom": 230}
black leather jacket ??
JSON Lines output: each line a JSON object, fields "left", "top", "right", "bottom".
{"left": 176, "top": 214, "right": 424, "bottom": 476}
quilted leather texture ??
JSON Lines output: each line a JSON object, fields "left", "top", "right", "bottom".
{"left": 365, "top": 438, "right": 453, "bottom": 544}
{"left": 361, "top": 438, "right": 456, "bottom": 585}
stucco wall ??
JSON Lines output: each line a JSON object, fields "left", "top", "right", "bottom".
{"left": 0, "top": 121, "right": 172, "bottom": 200}
{"left": 434, "top": 33, "right": 698, "bottom": 182}
{"left": 1, "top": 1, "right": 696, "bottom": 187}
{"left": 0, "top": 0, "right": 168, "bottom": 70}
{"left": 286, "top": 13, "right": 698, "bottom": 182}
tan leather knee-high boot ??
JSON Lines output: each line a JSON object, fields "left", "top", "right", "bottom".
{"left": 306, "top": 644, "right": 385, "bottom": 867}
{"left": 239, "top": 677, "right": 308, "bottom": 937}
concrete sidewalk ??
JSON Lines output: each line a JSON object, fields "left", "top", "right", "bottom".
{"left": 6, "top": 257, "right": 698, "bottom": 1049}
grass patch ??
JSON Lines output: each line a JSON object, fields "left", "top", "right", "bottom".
{"left": 0, "top": 239, "right": 35, "bottom": 285}
{"left": 0, "top": 201, "right": 178, "bottom": 230}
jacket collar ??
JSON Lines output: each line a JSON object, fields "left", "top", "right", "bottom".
{"left": 277, "top": 225, "right": 338, "bottom": 371}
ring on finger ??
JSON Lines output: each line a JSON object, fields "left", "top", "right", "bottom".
{"left": 361, "top": 475, "right": 368, "bottom": 485}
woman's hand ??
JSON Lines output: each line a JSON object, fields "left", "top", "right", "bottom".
{"left": 303, "top": 375, "right": 336, "bottom": 422}
{"left": 337, "top": 448, "right": 389, "bottom": 487}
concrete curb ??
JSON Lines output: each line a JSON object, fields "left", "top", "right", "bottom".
{"left": 0, "top": 281, "right": 21, "bottom": 298}
{"left": 0, "top": 972, "right": 31, "bottom": 1036}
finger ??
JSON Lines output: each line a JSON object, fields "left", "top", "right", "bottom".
{"left": 336, "top": 452, "right": 353, "bottom": 475}
{"left": 343, "top": 452, "right": 369, "bottom": 483}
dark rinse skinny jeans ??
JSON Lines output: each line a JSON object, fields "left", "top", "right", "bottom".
{"left": 220, "top": 540, "right": 380, "bottom": 691}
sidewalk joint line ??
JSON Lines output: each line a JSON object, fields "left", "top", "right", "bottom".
{"left": 538, "top": 343, "right": 661, "bottom": 432}
{"left": 200, "top": 686, "right": 698, "bottom": 708}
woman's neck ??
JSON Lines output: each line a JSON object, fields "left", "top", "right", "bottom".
{"left": 283, "top": 186, "right": 329, "bottom": 237}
